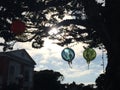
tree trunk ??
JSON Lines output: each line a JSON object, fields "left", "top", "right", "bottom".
{"left": 104, "top": 0, "right": 120, "bottom": 90}
{"left": 104, "top": 41, "right": 120, "bottom": 90}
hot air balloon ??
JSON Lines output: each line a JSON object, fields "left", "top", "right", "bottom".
{"left": 11, "top": 20, "right": 26, "bottom": 35}
{"left": 61, "top": 47, "right": 75, "bottom": 68}
{"left": 83, "top": 48, "right": 96, "bottom": 69}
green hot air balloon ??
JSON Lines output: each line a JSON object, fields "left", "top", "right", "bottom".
{"left": 83, "top": 48, "right": 96, "bottom": 69}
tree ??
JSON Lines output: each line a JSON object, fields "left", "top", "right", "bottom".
{"left": 0, "top": 0, "right": 120, "bottom": 90}
{"left": 0, "top": 0, "right": 104, "bottom": 50}
{"left": 33, "top": 70, "right": 64, "bottom": 90}
{"left": 95, "top": 74, "right": 105, "bottom": 90}
{"left": 82, "top": 85, "right": 95, "bottom": 90}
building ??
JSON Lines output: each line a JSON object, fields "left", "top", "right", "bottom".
{"left": 0, "top": 49, "right": 36, "bottom": 90}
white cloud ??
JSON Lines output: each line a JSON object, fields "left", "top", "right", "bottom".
{"left": 62, "top": 68, "right": 92, "bottom": 78}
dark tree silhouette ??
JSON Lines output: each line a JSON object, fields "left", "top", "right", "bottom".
{"left": 0, "top": 0, "right": 120, "bottom": 90}
{"left": 33, "top": 70, "right": 64, "bottom": 90}
{"left": 95, "top": 74, "right": 105, "bottom": 90}
{"left": 0, "top": 0, "right": 104, "bottom": 50}
{"left": 82, "top": 85, "right": 95, "bottom": 90}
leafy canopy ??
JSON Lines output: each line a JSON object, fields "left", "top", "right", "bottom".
{"left": 0, "top": 0, "right": 105, "bottom": 51}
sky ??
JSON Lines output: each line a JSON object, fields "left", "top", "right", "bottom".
{"left": 0, "top": 0, "right": 106, "bottom": 84}
{"left": 0, "top": 38, "right": 108, "bottom": 85}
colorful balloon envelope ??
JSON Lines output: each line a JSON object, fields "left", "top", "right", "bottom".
{"left": 83, "top": 48, "right": 96, "bottom": 69}
{"left": 61, "top": 47, "right": 75, "bottom": 67}
{"left": 11, "top": 20, "right": 26, "bottom": 35}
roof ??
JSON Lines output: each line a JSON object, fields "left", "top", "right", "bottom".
{"left": 0, "top": 49, "right": 36, "bottom": 66}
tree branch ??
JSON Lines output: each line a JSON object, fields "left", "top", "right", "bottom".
{"left": 55, "top": 19, "right": 92, "bottom": 28}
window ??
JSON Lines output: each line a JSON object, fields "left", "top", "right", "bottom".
{"left": 9, "top": 65, "right": 15, "bottom": 82}
{"left": 9, "top": 66, "right": 15, "bottom": 75}
{"left": 24, "top": 70, "right": 29, "bottom": 82}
